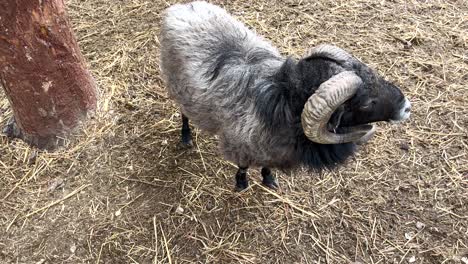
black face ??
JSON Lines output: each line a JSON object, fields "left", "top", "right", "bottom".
{"left": 330, "top": 73, "right": 407, "bottom": 130}
{"left": 297, "top": 55, "right": 410, "bottom": 131}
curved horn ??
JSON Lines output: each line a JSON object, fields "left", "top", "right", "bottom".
{"left": 301, "top": 71, "right": 374, "bottom": 144}
{"left": 306, "top": 44, "right": 356, "bottom": 64}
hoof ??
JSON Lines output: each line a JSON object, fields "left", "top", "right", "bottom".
{"left": 3, "top": 117, "right": 22, "bottom": 139}
{"left": 235, "top": 181, "right": 249, "bottom": 192}
{"left": 179, "top": 139, "right": 193, "bottom": 149}
{"left": 262, "top": 174, "right": 279, "bottom": 190}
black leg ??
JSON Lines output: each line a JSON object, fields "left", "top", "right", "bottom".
{"left": 261, "top": 167, "right": 278, "bottom": 189}
{"left": 235, "top": 166, "right": 249, "bottom": 191}
{"left": 180, "top": 114, "right": 193, "bottom": 147}
{"left": 2, "top": 116, "right": 22, "bottom": 139}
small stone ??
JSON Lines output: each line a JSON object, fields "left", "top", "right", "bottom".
{"left": 115, "top": 209, "right": 121, "bottom": 217}
{"left": 70, "top": 244, "right": 76, "bottom": 253}
{"left": 161, "top": 139, "right": 168, "bottom": 145}
{"left": 400, "top": 142, "right": 410, "bottom": 151}
{"left": 175, "top": 206, "right": 184, "bottom": 215}
{"left": 416, "top": 221, "right": 425, "bottom": 229}
{"left": 205, "top": 201, "right": 215, "bottom": 211}
{"left": 28, "top": 151, "right": 38, "bottom": 164}
{"left": 47, "top": 178, "right": 64, "bottom": 192}
{"left": 408, "top": 256, "right": 416, "bottom": 263}
{"left": 405, "top": 232, "right": 414, "bottom": 240}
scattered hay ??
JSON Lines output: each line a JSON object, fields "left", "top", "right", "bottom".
{"left": 1, "top": 0, "right": 467, "bottom": 263}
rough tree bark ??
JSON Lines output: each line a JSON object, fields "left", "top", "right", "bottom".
{"left": 0, "top": 0, "right": 97, "bottom": 149}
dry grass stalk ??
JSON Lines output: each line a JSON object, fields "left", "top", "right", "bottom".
{"left": 0, "top": 0, "right": 467, "bottom": 263}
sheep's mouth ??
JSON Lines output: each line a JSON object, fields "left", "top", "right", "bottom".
{"left": 325, "top": 123, "right": 376, "bottom": 145}
{"left": 326, "top": 108, "right": 375, "bottom": 141}
{"left": 330, "top": 124, "right": 374, "bottom": 134}
{"left": 327, "top": 110, "right": 374, "bottom": 134}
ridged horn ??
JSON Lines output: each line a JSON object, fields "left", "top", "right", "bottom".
{"left": 306, "top": 44, "right": 357, "bottom": 64}
{"left": 301, "top": 71, "right": 374, "bottom": 144}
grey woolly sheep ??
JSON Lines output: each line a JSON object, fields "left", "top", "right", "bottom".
{"left": 159, "top": 1, "right": 411, "bottom": 190}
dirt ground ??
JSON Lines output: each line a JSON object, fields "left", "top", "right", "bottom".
{"left": 1, "top": 0, "right": 467, "bottom": 263}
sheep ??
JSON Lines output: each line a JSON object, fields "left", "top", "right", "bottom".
{"left": 159, "top": 1, "right": 411, "bottom": 190}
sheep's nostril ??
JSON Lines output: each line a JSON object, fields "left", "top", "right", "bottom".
{"left": 404, "top": 107, "right": 411, "bottom": 113}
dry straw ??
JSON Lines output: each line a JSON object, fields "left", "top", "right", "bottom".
{"left": 0, "top": 0, "right": 467, "bottom": 263}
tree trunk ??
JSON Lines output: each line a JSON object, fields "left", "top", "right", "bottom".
{"left": 0, "top": 0, "right": 97, "bottom": 149}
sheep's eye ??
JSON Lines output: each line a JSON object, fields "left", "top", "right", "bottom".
{"left": 360, "top": 100, "right": 376, "bottom": 111}
{"left": 360, "top": 105, "right": 371, "bottom": 111}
